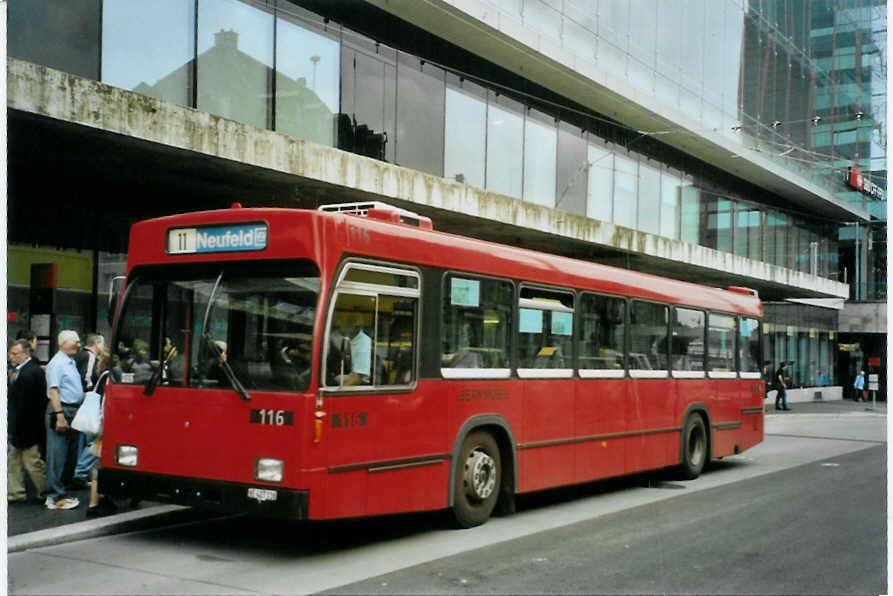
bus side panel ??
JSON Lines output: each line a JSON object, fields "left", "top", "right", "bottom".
{"left": 517, "top": 379, "right": 575, "bottom": 492}
{"left": 366, "top": 461, "right": 450, "bottom": 515}
{"left": 322, "top": 382, "right": 448, "bottom": 519}
{"left": 709, "top": 377, "right": 739, "bottom": 458}
{"left": 574, "top": 379, "right": 626, "bottom": 483}
{"left": 626, "top": 379, "right": 679, "bottom": 474}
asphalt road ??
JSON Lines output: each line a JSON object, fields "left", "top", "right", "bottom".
{"left": 8, "top": 408, "right": 887, "bottom": 595}
{"left": 324, "top": 444, "right": 886, "bottom": 595}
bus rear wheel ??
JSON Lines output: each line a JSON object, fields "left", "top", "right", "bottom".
{"left": 452, "top": 431, "right": 501, "bottom": 528}
{"left": 679, "top": 415, "right": 707, "bottom": 480}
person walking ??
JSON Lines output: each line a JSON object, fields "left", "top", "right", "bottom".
{"left": 44, "top": 330, "right": 84, "bottom": 510}
{"left": 8, "top": 339, "right": 48, "bottom": 503}
{"left": 72, "top": 333, "right": 106, "bottom": 488}
{"left": 853, "top": 370, "right": 866, "bottom": 402}
{"left": 774, "top": 361, "right": 791, "bottom": 411}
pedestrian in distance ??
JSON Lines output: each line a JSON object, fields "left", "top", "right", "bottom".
{"left": 853, "top": 370, "right": 866, "bottom": 402}
{"left": 15, "top": 328, "right": 38, "bottom": 353}
{"left": 8, "top": 339, "right": 48, "bottom": 504}
{"left": 44, "top": 330, "right": 85, "bottom": 510}
{"left": 774, "top": 361, "right": 791, "bottom": 411}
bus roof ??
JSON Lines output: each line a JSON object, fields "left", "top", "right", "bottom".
{"left": 128, "top": 207, "right": 762, "bottom": 317}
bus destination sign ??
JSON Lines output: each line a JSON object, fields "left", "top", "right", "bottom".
{"left": 168, "top": 223, "right": 268, "bottom": 254}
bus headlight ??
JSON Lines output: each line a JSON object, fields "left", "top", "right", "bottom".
{"left": 255, "top": 458, "right": 284, "bottom": 483}
{"left": 116, "top": 445, "right": 139, "bottom": 467}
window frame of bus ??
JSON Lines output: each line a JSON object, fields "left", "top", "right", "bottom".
{"left": 516, "top": 284, "right": 575, "bottom": 379}
{"left": 628, "top": 299, "right": 670, "bottom": 379}
{"left": 706, "top": 311, "right": 738, "bottom": 379}
{"left": 577, "top": 291, "right": 627, "bottom": 379}
{"left": 440, "top": 272, "right": 514, "bottom": 380}
{"left": 670, "top": 305, "right": 706, "bottom": 379}
{"left": 321, "top": 260, "right": 421, "bottom": 392}
{"left": 738, "top": 316, "right": 762, "bottom": 379}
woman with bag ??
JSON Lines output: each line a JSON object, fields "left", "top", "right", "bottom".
{"left": 85, "top": 354, "right": 117, "bottom": 517}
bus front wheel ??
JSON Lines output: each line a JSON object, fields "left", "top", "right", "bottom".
{"left": 452, "top": 431, "right": 501, "bottom": 528}
{"left": 679, "top": 415, "right": 708, "bottom": 480}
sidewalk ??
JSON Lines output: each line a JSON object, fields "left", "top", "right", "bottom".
{"left": 7, "top": 488, "right": 200, "bottom": 553}
{"left": 8, "top": 398, "right": 884, "bottom": 551}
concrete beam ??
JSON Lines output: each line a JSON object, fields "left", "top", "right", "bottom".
{"left": 7, "top": 58, "right": 849, "bottom": 300}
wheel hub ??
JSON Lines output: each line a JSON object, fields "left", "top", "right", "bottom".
{"left": 464, "top": 449, "right": 496, "bottom": 501}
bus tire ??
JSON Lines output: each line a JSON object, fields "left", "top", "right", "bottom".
{"left": 679, "top": 414, "right": 708, "bottom": 480}
{"left": 452, "top": 431, "right": 501, "bottom": 528}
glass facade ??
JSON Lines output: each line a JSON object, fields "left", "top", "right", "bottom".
{"left": 8, "top": 0, "right": 856, "bottom": 283}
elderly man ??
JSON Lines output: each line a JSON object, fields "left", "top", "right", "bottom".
{"left": 44, "top": 330, "right": 84, "bottom": 510}
{"left": 8, "top": 339, "right": 47, "bottom": 503}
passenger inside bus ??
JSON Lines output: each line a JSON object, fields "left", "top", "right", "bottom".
{"left": 202, "top": 340, "right": 230, "bottom": 387}
{"left": 329, "top": 315, "right": 372, "bottom": 387}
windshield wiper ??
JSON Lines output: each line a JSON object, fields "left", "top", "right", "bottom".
{"left": 203, "top": 331, "right": 251, "bottom": 401}
{"left": 201, "top": 271, "right": 251, "bottom": 401}
{"left": 143, "top": 361, "right": 162, "bottom": 396}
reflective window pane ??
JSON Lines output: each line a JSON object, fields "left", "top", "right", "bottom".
{"left": 523, "top": 112, "right": 557, "bottom": 207}
{"left": 10, "top": 0, "right": 101, "bottom": 80}
{"left": 197, "top": 0, "right": 274, "bottom": 129}
{"left": 395, "top": 56, "right": 445, "bottom": 176}
{"left": 486, "top": 101, "right": 523, "bottom": 199}
{"left": 339, "top": 42, "right": 396, "bottom": 162}
{"left": 613, "top": 154, "right": 637, "bottom": 229}
{"left": 275, "top": 12, "right": 339, "bottom": 146}
{"left": 637, "top": 163, "right": 660, "bottom": 235}
{"left": 680, "top": 185, "right": 700, "bottom": 244}
{"left": 660, "top": 172, "right": 681, "bottom": 239}
{"left": 444, "top": 86, "right": 486, "bottom": 187}
{"left": 102, "top": 0, "right": 194, "bottom": 105}
{"left": 587, "top": 145, "right": 613, "bottom": 221}
{"left": 555, "top": 122, "right": 588, "bottom": 215}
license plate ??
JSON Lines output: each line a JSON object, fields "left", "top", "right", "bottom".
{"left": 247, "top": 488, "right": 278, "bottom": 502}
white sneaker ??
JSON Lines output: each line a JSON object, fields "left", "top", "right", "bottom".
{"left": 45, "top": 496, "right": 80, "bottom": 510}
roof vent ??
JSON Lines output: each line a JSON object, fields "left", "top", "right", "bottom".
{"left": 319, "top": 201, "right": 433, "bottom": 230}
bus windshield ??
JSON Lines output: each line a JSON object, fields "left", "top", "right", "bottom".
{"left": 113, "top": 261, "right": 320, "bottom": 393}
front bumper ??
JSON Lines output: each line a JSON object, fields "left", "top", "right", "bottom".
{"left": 99, "top": 468, "right": 308, "bottom": 519}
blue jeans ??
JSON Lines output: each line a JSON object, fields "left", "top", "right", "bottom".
{"left": 45, "top": 402, "right": 82, "bottom": 500}
{"left": 775, "top": 387, "right": 788, "bottom": 409}
{"left": 74, "top": 433, "right": 98, "bottom": 479}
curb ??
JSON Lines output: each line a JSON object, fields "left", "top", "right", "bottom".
{"left": 8, "top": 505, "right": 193, "bottom": 553}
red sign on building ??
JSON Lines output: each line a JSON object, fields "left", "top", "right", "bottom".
{"left": 847, "top": 166, "right": 885, "bottom": 200}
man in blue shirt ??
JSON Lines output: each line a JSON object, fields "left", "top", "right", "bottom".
{"left": 44, "top": 330, "right": 84, "bottom": 510}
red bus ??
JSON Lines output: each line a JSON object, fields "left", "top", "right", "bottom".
{"left": 100, "top": 202, "right": 764, "bottom": 527}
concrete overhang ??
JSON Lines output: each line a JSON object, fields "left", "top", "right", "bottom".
{"left": 366, "top": 0, "right": 870, "bottom": 223}
{"left": 7, "top": 58, "right": 849, "bottom": 301}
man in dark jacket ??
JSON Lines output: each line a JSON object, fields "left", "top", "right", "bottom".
{"left": 8, "top": 339, "right": 48, "bottom": 502}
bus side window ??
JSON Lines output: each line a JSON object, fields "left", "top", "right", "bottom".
{"left": 630, "top": 301, "right": 669, "bottom": 371}
{"left": 578, "top": 294, "right": 626, "bottom": 371}
{"left": 376, "top": 296, "right": 417, "bottom": 386}
{"left": 326, "top": 293, "right": 376, "bottom": 387}
{"left": 441, "top": 276, "right": 513, "bottom": 372}
{"left": 707, "top": 313, "right": 737, "bottom": 373}
{"left": 671, "top": 307, "right": 705, "bottom": 372}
